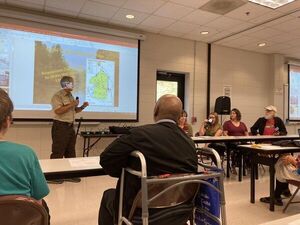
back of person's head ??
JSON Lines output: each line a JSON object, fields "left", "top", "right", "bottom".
{"left": 60, "top": 76, "right": 74, "bottom": 89}
{"left": 0, "top": 89, "right": 14, "bottom": 132}
{"left": 154, "top": 94, "right": 182, "bottom": 123}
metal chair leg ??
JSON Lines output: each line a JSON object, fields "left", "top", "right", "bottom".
{"left": 283, "top": 187, "right": 300, "bottom": 213}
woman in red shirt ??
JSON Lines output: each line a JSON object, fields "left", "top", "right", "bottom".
{"left": 223, "top": 108, "right": 248, "bottom": 136}
{"left": 223, "top": 108, "right": 248, "bottom": 174}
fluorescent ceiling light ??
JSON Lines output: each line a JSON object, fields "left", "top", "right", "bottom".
{"left": 126, "top": 14, "right": 135, "bottom": 19}
{"left": 201, "top": 31, "right": 209, "bottom": 35}
{"left": 249, "top": 0, "right": 295, "bottom": 9}
{"left": 258, "top": 42, "right": 266, "bottom": 47}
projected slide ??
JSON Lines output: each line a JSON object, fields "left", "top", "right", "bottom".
{"left": 0, "top": 23, "right": 139, "bottom": 120}
{"left": 289, "top": 65, "right": 300, "bottom": 121}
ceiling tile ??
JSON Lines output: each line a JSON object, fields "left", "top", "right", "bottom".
{"left": 135, "top": 24, "right": 161, "bottom": 33}
{"left": 259, "top": 43, "right": 294, "bottom": 53}
{"left": 209, "top": 30, "right": 232, "bottom": 42}
{"left": 92, "top": 0, "right": 127, "bottom": 7}
{"left": 109, "top": 19, "right": 137, "bottom": 28}
{"left": 7, "top": 0, "right": 44, "bottom": 4}
{"left": 284, "top": 38, "right": 300, "bottom": 47}
{"left": 215, "top": 33, "right": 243, "bottom": 44}
{"left": 6, "top": 0, "right": 44, "bottom": 10}
{"left": 45, "top": 6, "right": 79, "bottom": 16}
{"left": 140, "top": 15, "right": 176, "bottom": 29}
{"left": 183, "top": 26, "right": 219, "bottom": 42}
{"left": 170, "top": 0, "right": 210, "bottom": 9}
{"left": 264, "top": 14, "right": 294, "bottom": 27}
{"left": 225, "top": 21, "right": 255, "bottom": 34}
{"left": 46, "top": 0, "right": 85, "bottom": 12}
{"left": 205, "top": 16, "right": 243, "bottom": 31}
{"left": 181, "top": 9, "right": 220, "bottom": 25}
{"left": 266, "top": 33, "right": 300, "bottom": 43}
{"left": 221, "top": 35, "right": 260, "bottom": 47}
{"left": 249, "top": 11, "right": 283, "bottom": 24}
{"left": 78, "top": 13, "right": 109, "bottom": 23}
{"left": 269, "top": 17, "right": 300, "bottom": 33}
{"left": 111, "top": 8, "right": 149, "bottom": 25}
{"left": 246, "top": 27, "right": 282, "bottom": 39}
{"left": 80, "top": 1, "right": 119, "bottom": 18}
{"left": 226, "top": 2, "right": 273, "bottom": 21}
{"left": 164, "top": 21, "right": 200, "bottom": 33}
{"left": 154, "top": 2, "right": 194, "bottom": 19}
{"left": 159, "top": 29, "right": 185, "bottom": 37}
{"left": 122, "top": 0, "right": 166, "bottom": 14}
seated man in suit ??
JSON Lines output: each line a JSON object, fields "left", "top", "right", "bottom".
{"left": 98, "top": 94, "right": 197, "bottom": 225}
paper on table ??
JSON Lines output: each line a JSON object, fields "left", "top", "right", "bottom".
{"left": 68, "top": 157, "right": 100, "bottom": 168}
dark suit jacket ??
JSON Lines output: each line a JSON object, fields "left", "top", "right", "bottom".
{"left": 100, "top": 122, "right": 197, "bottom": 220}
{"left": 250, "top": 117, "right": 287, "bottom": 135}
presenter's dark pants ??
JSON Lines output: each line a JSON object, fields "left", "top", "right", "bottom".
{"left": 51, "top": 120, "right": 76, "bottom": 159}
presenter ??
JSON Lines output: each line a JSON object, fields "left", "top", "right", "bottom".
{"left": 50, "top": 76, "right": 89, "bottom": 183}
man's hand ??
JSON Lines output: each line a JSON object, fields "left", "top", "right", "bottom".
{"left": 83, "top": 101, "right": 89, "bottom": 108}
{"left": 72, "top": 99, "right": 79, "bottom": 107}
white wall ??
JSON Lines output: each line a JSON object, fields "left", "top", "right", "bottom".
{"left": 210, "top": 45, "right": 273, "bottom": 128}
{"left": 6, "top": 32, "right": 280, "bottom": 159}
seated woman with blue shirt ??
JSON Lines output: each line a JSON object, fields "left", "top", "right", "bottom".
{"left": 0, "top": 89, "right": 50, "bottom": 221}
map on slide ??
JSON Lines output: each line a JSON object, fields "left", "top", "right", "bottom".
{"left": 86, "top": 59, "right": 115, "bottom": 106}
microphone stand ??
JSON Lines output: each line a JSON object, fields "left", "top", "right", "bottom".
{"left": 76, "top": 117, "right": 83, "bottom": 137}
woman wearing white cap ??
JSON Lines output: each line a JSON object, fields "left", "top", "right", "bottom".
{"left": 250, "top": 105, "right": 287, "bottom": 136}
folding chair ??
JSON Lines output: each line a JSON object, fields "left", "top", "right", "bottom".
{"left": 283, "top": 179, "right": 300, "bottom": 213}
{"left": 0, "top": 195, "right": 49, "bottom": 225}
{"left": 118, "top": 150, "right": 226, "bottom": 225}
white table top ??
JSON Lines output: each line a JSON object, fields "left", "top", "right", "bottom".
{"left": 260, "top": 214, "right": 300, "bottom": 225}
{"left": 192, "top": 135, "right": 300, "bottom": 142}
{"left": 238, "top": 144, "right": 300, "bottom": 151}
{"left": 39, "top": 157, "right": 102, "bottom": 174}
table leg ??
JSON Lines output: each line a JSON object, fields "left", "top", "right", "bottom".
{"left": 83, "top": 137, "right": 86, "bottom": 157}
{"left": 255, "top": 164, "right": 259, "bottom": 180}
{"left": 87, "top": 137, "right": 91, "bottom": 157}
{"left": 239, "top": 150, "right": 243, "bottom": 182}
{"left": 250, "top": 152, "right": 255, "bottom": 203}
{"left": 226, "top": 148, "right": 230, "bottom": 178}
{"left": 269, "top": 156, "right": 276, "bottom": 211}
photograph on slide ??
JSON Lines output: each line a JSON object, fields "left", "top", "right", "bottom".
{"left": 33, "top": 41, "right": 119, "bottom": 107}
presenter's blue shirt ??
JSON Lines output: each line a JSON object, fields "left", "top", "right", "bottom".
{"left": 0, "top": 141, "right": 49, "bottom": 200}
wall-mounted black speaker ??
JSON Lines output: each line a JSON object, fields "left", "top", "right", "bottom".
{"left": 214, "top": 96, "right": 231, "bottom": 115}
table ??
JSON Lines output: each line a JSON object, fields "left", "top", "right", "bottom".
{"left": 81, "top": 133, "right": 119, "bottom": 157}
{"left": 260, "top": 214, "right": 300, "bottom": 225}
{"left": 40, "top": 157, "right": 105, "bottom": 180}
{"left": 192, "top": 135, "right": 300, "bottom": 179}
{"left": 192, "top": 135, "right": 300, "bottom": 144}
{"left": 238, "top": 144, "right": 300, "bottom": 212}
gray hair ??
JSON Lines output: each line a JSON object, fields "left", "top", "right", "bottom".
{"left": 60, "top": 76, "right": 74, "bottom": 88}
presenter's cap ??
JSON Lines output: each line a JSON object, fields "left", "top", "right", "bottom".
{"left": 265, "top": 105, "right": 277, "bottom": 112}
